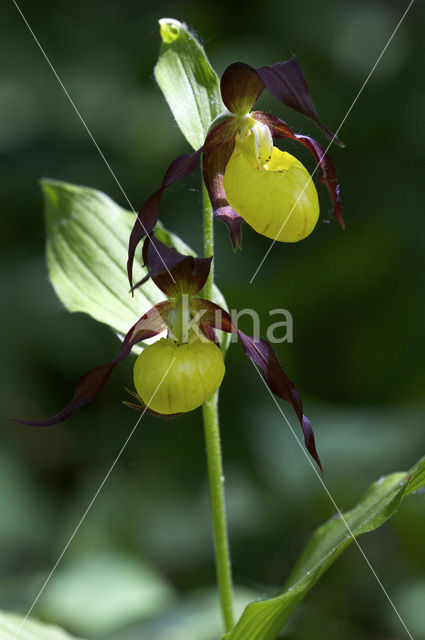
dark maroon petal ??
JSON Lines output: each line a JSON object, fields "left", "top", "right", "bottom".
{"left": 204, "top": 116, "right": 239, "bottom": 149}
{"left": 17, "top": 301, "right": 173, "bottom": 427}
{"left": 295, "top": 134, "right": 344, "bottom": 229}
{"left": 199, "top": 323, "right": 220, "bottom": 347}
{"left": 256, "top": 56, "right": 343, "bottom": 147}
{"left": 141, "top": 234, "right": 184, "bottom": 280}
{"left": 203, "top": 130, "right": 243, "bottom": 251}
{"left": 127, "top": 148, "right": 203, "bottom": 289}
{"left": 253, "top": 111, "right": 344, "bottom": 229}
{"left": 220, "top": 62, "right": 265, "bottom": 115}
{"left": 192, "top": 298, "right": 322, "bottom": 472}
{"left": 190, "top": 299, "right": 237, "bottom": 335}
{"left": 133, "top": 235, "right": 212, "bottom": 297}
{"left": 134, "top": 236, "right": 188, "bottom": 294}
{"left": 238, "top": 332, "right": 322, "bottom": 473}
{"left": 16, "top": 363, "right": 117, "bottom": 428}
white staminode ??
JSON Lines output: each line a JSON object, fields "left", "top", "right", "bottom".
{"left": 250, "top": 120, "right": 273, "bottom": 166}
{"left": 236, "top": 116, "right": 274, "bottom": 168}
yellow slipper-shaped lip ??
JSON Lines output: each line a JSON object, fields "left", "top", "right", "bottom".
{"left": 223, "top": 144, "right": 319, "bottom": 242}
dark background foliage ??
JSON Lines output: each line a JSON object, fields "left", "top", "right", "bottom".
{"left": 1, "top": 0, "right": 424, "bottom": 638}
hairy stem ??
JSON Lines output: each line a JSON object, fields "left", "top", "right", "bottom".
{"left": 201, "top": 180, "right": 235, "bottom": 631}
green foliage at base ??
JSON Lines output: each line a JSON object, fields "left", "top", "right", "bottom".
{"left": 223, "top": 455, "right": 425, "bottom": 639}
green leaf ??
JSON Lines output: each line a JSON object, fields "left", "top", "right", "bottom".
{"left": 0, "top": 610, "right": 81, "bottom": 640}
{"left": 37, "top": 550, "right": 174, "bottom": 636}
{"left": 223, "top": 455, "right": 425, "bottom": 640}
{"left": 154, "top": 18, "right": 225, "bottom": 150}
{"left": 43, "top": 179, "right": 228, "bottom": 350}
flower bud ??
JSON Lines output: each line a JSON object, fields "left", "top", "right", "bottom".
{"left": 133, "top": 338, "right": 225, "bottom": 414}
{"left": 223, "top": 136, "right": 319, "bottom": 242}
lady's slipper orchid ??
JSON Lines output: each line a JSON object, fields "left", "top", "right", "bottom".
{"left": 223, "top": 132, "right": 320, "bottom": 242}
{"left": 134, "top": 337, "right": 225, "bottom": 414}
{"left": 127, "top": 56, "right": 344, "bottom": 289}
{"left": 19, "top": 237, "right": 323, "bottom": 472}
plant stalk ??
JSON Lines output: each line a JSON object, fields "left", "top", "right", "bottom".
{"left": 201, "top": 180, "right": 235, "bottom": 632}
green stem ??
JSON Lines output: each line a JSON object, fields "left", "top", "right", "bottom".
{"left": 201, "top": 182, "right": 215, "bottom": 300}
{"left": 201, "top": 180, "right": 235, "bottom": 632}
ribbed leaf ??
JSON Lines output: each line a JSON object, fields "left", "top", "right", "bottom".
{"left": 223, "top": 455, "right": 425, "bottom": 639}
{"left": 43, "top": 180, "right": 228, "bottom": 349}
{"left": 154, "top": 18, "right": 225, "bottom": 150}
{"left": 0, "top": 610, "right": 81, "bottom": 640}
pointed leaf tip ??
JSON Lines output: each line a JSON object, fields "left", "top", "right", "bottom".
{"left": 225, "top": 456, "right": 425, "bottom": 638}
{"left": 158, "top": 18, "right": 183, "bottom": 44}
{"left": 42, "top": 180, "right": 169, "bottom": 340}
{"left": 155, "top": 17, "right": 225, "bottom": 150}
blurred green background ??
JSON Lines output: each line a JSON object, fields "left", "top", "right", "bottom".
{"left": 1, "top": 0, "right": 424, "bottom": 638}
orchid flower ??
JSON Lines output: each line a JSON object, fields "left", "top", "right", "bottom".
{"left": 19, "top": 237, "right": 322, "bottom": 472}
{"left": 127, "top": 56, "right": 344, "bottom": 289}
